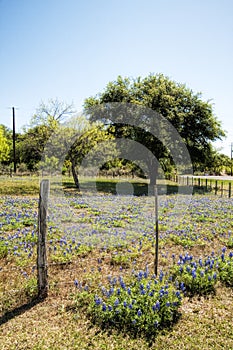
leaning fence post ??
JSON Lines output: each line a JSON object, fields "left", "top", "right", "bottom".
{"left": 215, "top": 180, "right": 218, "bottom": 195}
{"left": 154, "top": 184, "right": 159, "bottom": 276}
{"left": 37, "top": 179, "right": 50, "bottom": 299}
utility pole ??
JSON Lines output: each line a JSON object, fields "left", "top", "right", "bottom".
{"left": 12, "top": 107, "right": 16, "bottom": 173}
{"left": 231, "top": 143, "right": 233, "bottom": 177}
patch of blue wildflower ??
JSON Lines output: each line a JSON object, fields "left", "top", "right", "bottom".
{"left": 88, "top": 269, "right": 181, "bottom": 336}
{"left": 217, "top": 249, "right": 233, "bottom": 287}
{"left": 171, "top": 253, "right": 218, "bottom": 296}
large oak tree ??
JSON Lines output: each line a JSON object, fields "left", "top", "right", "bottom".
{"left": 84, "top": 74, "right": 225, "bottom": 174}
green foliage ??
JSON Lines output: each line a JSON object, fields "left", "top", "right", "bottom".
{"left": 110, "top": 251, "right": 138, "bottom": 267}
{"left": 0, "top": 125, "right": 11, "bottom": 163}
{"left": 226, "top": 237, "right": 233, "bottom": 249}
{"left": 84, "top": 74, "right": 225, "bottom": 173}
{"left": 0, "top": 240, "right": 8, "bottom": 258}
{"left": 18, "top": 124, "right": 53, "bottom": 171}
{"left": 218, "top": 253, "right": 233, "bottom": 287}
{"left": 23, "top": 276, "right": 38, "bottom": 298}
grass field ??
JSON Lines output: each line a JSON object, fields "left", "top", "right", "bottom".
{"left": 1, "top": 176, "right": 233, "bottom": 349}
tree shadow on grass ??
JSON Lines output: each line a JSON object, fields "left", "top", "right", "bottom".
{"left": 63, "top": 180, "right": 186, "bottom": 196}
{"left": 63, "top": 179, "right": 217, "bottom": 197}
{"left": 0, "top": 297, "right": 44, "bottom": 326}
{"left": 88, "top": 310, "right": 182, "bottom": 346}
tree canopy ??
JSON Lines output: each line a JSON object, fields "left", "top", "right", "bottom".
{"left": 84, "top": 74, "right": 225, "bottom": 173}
{"left": 0, "top": 125, "right": 11, "bottom": 163}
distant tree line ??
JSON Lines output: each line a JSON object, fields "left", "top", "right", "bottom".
{"left": 0, "top": 74, "right": 231, "bottom": 188}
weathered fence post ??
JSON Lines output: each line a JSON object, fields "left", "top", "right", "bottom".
{"left": 154, "top": 184, "right": 159, "bottom": 276}
{"left": 229, "top": 183, "right": 232, "bottom": 198}
{"left": 215, "top": 180, "right": 218, "bottom": 195}
{"left": 37, "top": 179, "right": 50, "bottom": 299}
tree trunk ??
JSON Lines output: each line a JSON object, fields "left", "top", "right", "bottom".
{"left": 148, "top": 156, "right": 158, "bottom": 187}
{"left": 71, "top": 161, "right": 80, "bottom": 190}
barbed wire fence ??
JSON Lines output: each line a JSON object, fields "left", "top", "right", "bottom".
{"left": 1, "top": 176, "right": 233, "bottom": 317}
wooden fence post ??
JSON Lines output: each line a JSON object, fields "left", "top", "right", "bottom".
{"left": 229, "top": 183, "right": 232, "bottom": 198}
{"left": 154, "top": 184, "right": 159, "bottom": 276}
{"left": 37, "top": 179, "right": 50, "bottom": 299}
{"left": 215, "top": 180, "right": 218, "bottom": 195}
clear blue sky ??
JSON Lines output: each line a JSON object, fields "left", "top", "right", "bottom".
{"left": 0, "top": 0, "right": 232, "bottom": 156}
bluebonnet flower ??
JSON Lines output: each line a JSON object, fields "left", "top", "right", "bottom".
{"left": 159, "top": 271, "right": 164, "bottom": 282}
{"left": 108, "top": 305, "right": 113, "bottom": 311}
{"left": 137, "top": 309, "right": 142, "bottom": 317}
{"left": 114, "top": 298, "right": 120, "bottom": 306}
{"left": 123, "top": 301, "right": 127, "bottom": 307}
{"left": 109, "top": 287, "right": 114, "bottom": 296}
{"left": 138, "top": 271, "right": 143, "bottom": 280}
{"left": 120, "top": 281, "right": 126, "bottom": 290}
{"left": 102, "top": 303, "right": 107, "bottom": 311}
{"left": 94, "top": 297, "right": 102, "bottom": 306}
{"left": 144, "top": 266, "right": 149, "bottom": 278}
{"left": 209, "top": 261, "right": 214, "bottom": 269}
{"left": 191, "top": 268, "right": 196, "bottom": 278}
{"left": 180, "top": 282, "right": 186, "bottom": 292}
{"left": 229, "top": 252, "right": 233, "bottom": 258}
{"left": 152, "top": 300, "right": 160, "bottom": 311}
{"left": 74, "top": 279, "right": 79, "bottom": 288}
{"left": 127, "top": 287, "right": 131, "bottom": 295}
{"left": 159, "top": 288, "right": 164, "bottom": 297}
